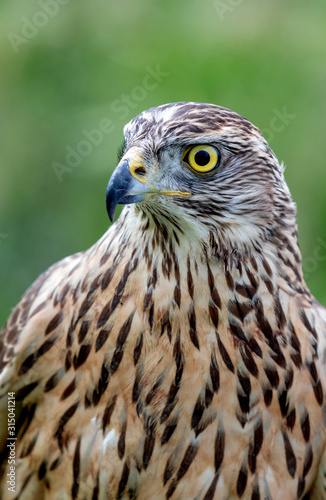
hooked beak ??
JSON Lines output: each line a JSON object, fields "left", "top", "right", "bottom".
{"left": 106, "top": 150, "right": 191, "bottom": 222}
{"left": 106, "top": 158, "right": 151, "bottom": 222}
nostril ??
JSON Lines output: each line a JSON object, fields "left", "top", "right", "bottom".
{"left": 134, "top": 166, "right": 146, "bottom": 176}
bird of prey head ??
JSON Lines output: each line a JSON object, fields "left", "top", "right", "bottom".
{"left": 106, "top": 102, "right": 296, "bottom": 258}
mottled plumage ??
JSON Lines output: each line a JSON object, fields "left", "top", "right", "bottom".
{"left": 1, "top": 102, "right": 326, "bottom": 499}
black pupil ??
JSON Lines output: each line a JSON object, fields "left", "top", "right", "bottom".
{"left": 194, "top": 149, "right": 211, "bottom": 166}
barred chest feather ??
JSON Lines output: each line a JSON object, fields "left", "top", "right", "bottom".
{"left": 3, "top": 101, "right": 326, "bottom": 500}
{"left": 1, "top": 208, "right": 326, "bottom": 500}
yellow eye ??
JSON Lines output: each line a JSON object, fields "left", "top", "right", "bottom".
{"left": 183, "top": 145, "right": 220, "bottom": 173}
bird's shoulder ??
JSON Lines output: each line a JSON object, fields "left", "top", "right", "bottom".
{"left": 0, "top": 251, "right": 84, "bottom": 372}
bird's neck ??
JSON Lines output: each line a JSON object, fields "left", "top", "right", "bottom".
{"left": 99, "top": 207, "right": 309, "bottom": 333}
{"left": 112, "top": 205, "right": 307, "bottom": 293}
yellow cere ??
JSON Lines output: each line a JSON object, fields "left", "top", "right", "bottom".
{"left": 125, "top": 147, "right": 148, "bottom": 184}
{"left": 185, "top": 144, "right": 220, "bottom": 173}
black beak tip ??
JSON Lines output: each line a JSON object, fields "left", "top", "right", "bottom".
{"left": 108, "top": 209, "right": 115, "bottom": 224}
{"left": 106, "top": 190, "right": 117, "bottom": 223}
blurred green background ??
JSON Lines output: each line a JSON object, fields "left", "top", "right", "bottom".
{"left": 1, "top": 0, "right": 326, "bottom": 327}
